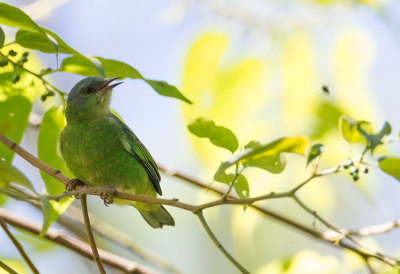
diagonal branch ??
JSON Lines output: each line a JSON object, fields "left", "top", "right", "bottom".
{"left": 196, "top": 210, "right": 250, "bottom": 274}
{"left": 0, "top": 260, "right": 18, "bottom": 274}
{"left": 0, "top": 219, "right": 39, "bottom": 274}
{"left": 0, "top": 208, "right": 153, "bottom": 274}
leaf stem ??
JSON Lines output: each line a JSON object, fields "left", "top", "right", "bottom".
{"left": 221, "top": 163, "right": 239, "bottom": 200}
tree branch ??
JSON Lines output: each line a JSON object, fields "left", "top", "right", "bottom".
{"left": 2, "top": 134, "right": 400, "bottom": 271}
{"left": 348, "top": 220, "right": 400, "bottom": 237}
{"left": 80, "top": 194, "right": 106, "bottom": 274}
{"left": 0, "top": 208, "right": 153, "bottom": 274}
{"left": 0, "top": 218, "right": 39, "bottom": 274}
{"left": 196, "top": 210, "right": 250, "bottom": 274}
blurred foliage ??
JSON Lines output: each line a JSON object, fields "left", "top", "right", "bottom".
{"left": 0, "top": 1, "right": 400, "bottom": 274}
{"left": 0, "top": 258, "right": 27, "bottom": 274}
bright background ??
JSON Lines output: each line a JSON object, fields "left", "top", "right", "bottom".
{"left": 2, "top": 0, "right": 400, "bottom": 273}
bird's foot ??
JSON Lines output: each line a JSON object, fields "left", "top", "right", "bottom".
{"left": 99, "top": 186, "right": 117, "bottom": 206}
{"left": 66, "top": 178, "right": 87, "bottom": 191}
{"left": 66, "top": 178, "right": 87, "bottom": 198}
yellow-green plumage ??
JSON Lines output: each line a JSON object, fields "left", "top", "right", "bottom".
{"left": 59, "top": 77, "right": 174, "bottom": 228}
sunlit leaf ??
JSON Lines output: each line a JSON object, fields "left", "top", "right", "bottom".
{"left": 145, "top": 79, "right": 192, "bottom": 104}
{"left": 358, "top": 121, "right": 391, "bottom": 153}
{"left": 0, "top": 3, "right": 58, "bottom": 53}
{"left": 339, "top": 115, "right": 370, "bottom": 144}
{"left": 240, "top": 136, "right": 308, "bottom": 163}
{"left": 0, "top": 3, "right": 43, "bottom": 33}
{"left": 60, "top": 55, "right": 191, "bottom": 103}
{"left": 243, "top": 140, "right": 286, "bottom": 173}
{"left": 214, "top": 163, "right": 235, "bottom": 183}
{"left": 15, "top": 28, "right": 77, "bottom": 54}
{"left": 59, "top": 54, "right": 98, "bottom": 76}
{"left": 234, "top": 174, "right": 249, "bottom": 200}
{"left": 37, "top": 107, "right": 73, "bottom": 235}
{"left": 307, "top": 143, "right": 326, "bottom": 166}
{"left": 0, "top": 95, "right": 33, "bottom": 163}
{"left": 0, "top": 26, "right": 4, "bottom": 48}
{"left": 0, "top": 161, "right": 33, "bottom": 190}
{"left": 378, "top": 158, "right": 400, "bottom": 182}
{"left": 244, "top": 153, "right": 286, "bottom": 174}
{"left": 215, "top": 136, "right": 308, "bottom": 181}
{"left": 188, "top": 117, "right": 239, "bottom": 153}
{"left": 98, "top": 57, "right": 142, "bottom": 79}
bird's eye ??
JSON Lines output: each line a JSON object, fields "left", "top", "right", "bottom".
{"left": 83, "top": 86, "right": 95, "bottom": 94}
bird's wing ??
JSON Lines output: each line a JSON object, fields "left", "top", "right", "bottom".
{"left": 111, "top": 114, "right": 162, "bottom": 195}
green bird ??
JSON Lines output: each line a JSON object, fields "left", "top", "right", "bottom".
{"left": 59, "top": 76, "right": 175, "bottom": 228}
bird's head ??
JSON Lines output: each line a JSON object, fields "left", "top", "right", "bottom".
{"left": 66, "top": 76, "right": 122, "bottom": 121}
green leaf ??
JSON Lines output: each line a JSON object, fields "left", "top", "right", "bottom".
{"left": 37, "top": 107, "right": 73, "bottom": 235}
{"left": 188, "top": 117, "right": 239, "bottom": 153}
{"left": 243, "top": 153, "right": 286, "bottom": 174}
{"left": 215, "top": 136, "right": 308, "bottom": 178}
{"left": 241, "top": 136, "right": 308, "bottom": 162}
{"left": 59, "top": 55, "right": 99, "bottom": 76}
{"left": 60, "top": 55, "right": 192, "bottom": 103}
{"left": 0, "top": 26, "right": 5, "bottom": 48}
{"left": 0, "top": 95, "right": 33, "bottom": 163}
{"left": 379, "top": 158, "right": 400, "bottom": 182}
{"left": 0, "top": 161, "right": 33, "bottom": 190}
{"left": 0, "top": 3, "right": 58, "bottom": 53}
{"left": 243, "top": 141, "right": 286, "bottom": 173}
{"left": 234, "top": 174, "right": 249, "bottom": 200}
{"left": 338, "top": 115, "right": 370, "bottom": 144}
{"left": 98, "top": 57, "right": 142, "bottom": 79}
{"left": 358, "top": 121, "right": 391, "bottom": 153}
{"left": 0, "top": 3, "right": 43, "bottom": 33}
{"left": 306, "top": 143, "right": 326, "bottom": 166}
{"left": 15, "top": 28, "right": 77, "bottom": 54}
{"left": 214, "top": 163, "right": 235, "bottom": 183}
{"left": 145, "top": 79, "right": 192, "bottom": 104}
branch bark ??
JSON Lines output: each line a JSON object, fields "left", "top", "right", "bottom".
{"left": 0, "top": 218, "right": 39, "bottom": 274}
{"left": 0, "top": 208, "right": 153, "bottom": 274}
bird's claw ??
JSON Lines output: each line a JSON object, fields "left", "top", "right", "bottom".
{"left": 66, "top": 179, "right": 87, "bottom": 198}
{"left": 99, "top": 186, "right": 116, "bottom": 206}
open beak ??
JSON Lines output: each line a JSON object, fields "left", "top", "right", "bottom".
{"left": 99, "top": 77, "right": 123, "bottom": 92}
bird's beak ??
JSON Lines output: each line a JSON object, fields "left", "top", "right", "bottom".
{"left": 99, "top": 77, "right": 123, "bottom": 92}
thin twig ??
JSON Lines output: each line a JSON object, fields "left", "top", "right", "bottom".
{"left": 80, "top": 194, "right": 106, "bottom": 274}
{"left": 291, "top": 194, "right": 362, "bottom": 247}
{"left": 0, "top": 218, "right": 39, "bottom": 274}
{"left": 196, "top": 210, "right": 250, "bottom": 274}
{"left": 221, "top": 163, "right": 239, "bottom": 200}
{"left": 0, "top": 260, "right": 18, "bottom": 274}
{"left": 348, "top": 220, "right": 400, "bottom": 237}
{"left": 0, "top": 208, "right": 153, "bottom": 274}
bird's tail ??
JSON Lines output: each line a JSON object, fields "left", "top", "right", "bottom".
{"left": 135, "top": 203, "right": 175, "bottom": 229}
